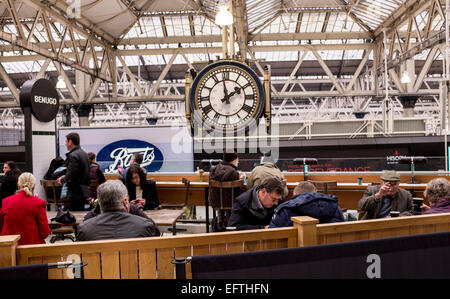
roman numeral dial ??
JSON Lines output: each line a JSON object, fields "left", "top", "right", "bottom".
{"left": 190, "top": 61, "right": 264, "bottom": 132}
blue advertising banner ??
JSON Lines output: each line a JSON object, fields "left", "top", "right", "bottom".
{"left": 58, "top": 126, "right": 193, "bottom": 173}
{"left": 97, "top": 139, "right": 164, "bottom": 173}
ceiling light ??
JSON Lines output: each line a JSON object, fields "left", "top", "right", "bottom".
{"left": 56, "top": 75, "right": 66, "bottom": 89}
{"left": 400, "top": 71, "right": 411, "bottom": 84}
{"left": 215, "top": 3, "right": 233, "bottom": 26}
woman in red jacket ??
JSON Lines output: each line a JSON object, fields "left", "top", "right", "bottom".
{"left": 0, "top": 172, "right": 51, "bottom": 245}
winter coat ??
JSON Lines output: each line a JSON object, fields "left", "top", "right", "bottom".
{"left": 247, "top": 163, "right": 288, "bottom": 197}
{"left": 423, "top": 198, "right": 450, "bottom": 215}
{"left": 0, "top": 169, "right": 21, "bottom": 208}
{"left": 228, "top": 186, "right": 281, "bottom": 230}
{"left": 126, "top": 179, "right": 160, "bottom": 210}
{"left": 269, "top": 192, "right": 345, "bottom": 228}
{"left": 358, "top": 185, "right": 413, "bottom": 219}
{"left": 76, "top": 210, "right": 160, "bottom": 241}
{"left": 208, "top": 161, "right": 242, "bottom": 209}
{"left": 88, "top": 162, "right": 106, "bottom": 199}
{"left": 0, "top": 190, "right": 51, "bottom": 245}
{"left": 63, "top": 146, "right": 91, "bottom": 210}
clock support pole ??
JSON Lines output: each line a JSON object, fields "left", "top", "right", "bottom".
{"left": 185, "top": 71, "right": 194, "bottom": 136}
{"left": 264, "top": 66, "right": 271, "bottom": 134}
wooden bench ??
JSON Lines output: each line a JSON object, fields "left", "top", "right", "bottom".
{"left": 293, "top": 212, "right": 450, "bottom": 246}
{"left": 2, "top": 212, "right": 449, "bottom": 279}
{"left": 9, "top": 228, "right": 297, "bottom": 279}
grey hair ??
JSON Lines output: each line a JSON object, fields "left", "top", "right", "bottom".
{"left": 97, "top": 180, "right": 128, "bottom": 212}
{"left": 424, "top": 178, "right": 450, "bottom": 205}
{"left": 294, "top": 181, "right": 317, "bottom": 195}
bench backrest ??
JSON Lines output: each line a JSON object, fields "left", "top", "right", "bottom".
{"left": 4, "top": 213, "right": 450, "bottom": 279}
{"left": 293, "top": 213, "right": 450, "bottom": 246}
{"left": 13, "top": 227, "right": 297, "bottom": 279}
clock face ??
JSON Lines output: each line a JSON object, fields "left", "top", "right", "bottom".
{"left": 190, "top": 61, "right": 264, "bottom": 132}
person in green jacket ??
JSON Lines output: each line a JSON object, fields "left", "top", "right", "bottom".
{"left": 247, "top": 155, "right": 288, "bottom": 197}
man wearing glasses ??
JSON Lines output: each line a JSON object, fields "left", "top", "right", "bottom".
{"left": 228, "top": 177, "right": 284, "bottom": 230}
{"left": 358, "top": 170, "right": 413, "bottom": 219}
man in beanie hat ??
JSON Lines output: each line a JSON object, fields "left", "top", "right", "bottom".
{"left": 208, "top": 151, "right": 243, "bottom": 231}
{"left": 358, "top": 170, "right": 413, "bottom": 219}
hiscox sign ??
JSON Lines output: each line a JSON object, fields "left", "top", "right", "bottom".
{"left": 97, "top": 139, "right": 164, "bottom": 173}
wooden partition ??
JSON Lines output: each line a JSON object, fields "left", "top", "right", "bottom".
{"left": 2, "top": 213, "right": 450, "bottom": 279}
{"left": 12, "top": 228, "right": 297, "bottom": 279}
{"left": 292, "top": 213, "right": 450, "bottom": 247}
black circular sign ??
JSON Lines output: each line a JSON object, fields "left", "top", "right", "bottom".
{"left": 20, "top": 78, "right": 59, "bottom": 122}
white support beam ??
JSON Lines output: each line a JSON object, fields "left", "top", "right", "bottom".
{"left": 413, "top": 46, "right": 439, "bottom": 92}
{"left": 281, "top": 51, "right": 308, "bottom": 93}
{"left": 117, "top": 55, "right": 146, "bottom": 97}
{"left": 0, "top": 63, "right": 19, "bottom": 103}
{"left": 311, "top": 49, "right": 344, "bottom": 94}
{"left": 53, "top": 61, "right": 79, "bottom": 102}
{"left": 346, "top": 49, "right": 372, "bottom": 92}
{"left": 148, "top": 50, "right": 179, "bottom": 99}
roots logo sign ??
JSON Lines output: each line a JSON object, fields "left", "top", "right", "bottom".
{"left": 97, "top": 139, "right": 164, "bottom": 173}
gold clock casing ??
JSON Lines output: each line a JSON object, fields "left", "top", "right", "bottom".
{"left": 189, "top": 60, "right": 265, "bottom": 133}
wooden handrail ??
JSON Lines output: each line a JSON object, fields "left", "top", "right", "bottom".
{"left": 291, "top": 212, "right": 450, "bottom": 247}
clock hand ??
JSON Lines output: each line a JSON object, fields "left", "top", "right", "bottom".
{"left": 221, "top": 81, "right": 230, "bottom": 104}
{"left": 227, "top": 86, "right": 242, "bottom": 98}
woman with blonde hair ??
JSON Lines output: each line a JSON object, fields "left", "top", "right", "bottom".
{"left": 0, "top": 173, "right": 51, "bottom": 245}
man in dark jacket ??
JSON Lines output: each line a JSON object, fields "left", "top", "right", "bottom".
{"left": 76, "top": 180, "right": 160, "bottom": 241}
{"left": 228, "top": 177, "right": 284, "bottom": 230}
{"left": 209, "top": 151, "right": 242, "bottom": 231}
{"left": 358, "top": 170, "right": 413, "bottom": 219}
{"left": 269, "top": 181, "right": 345, "bottom": 228}
{"left": 56, "top": 133, "right": 90, "bottom": 211}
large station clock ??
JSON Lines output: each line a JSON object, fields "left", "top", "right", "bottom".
{"left": 187, "top": 60, "right": 266, "bottom": 133}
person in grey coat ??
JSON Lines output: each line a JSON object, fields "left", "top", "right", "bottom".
{"left": 358, "top": 170, "right": 413, "bottom": 219}
{"left": 76, "top": 180, "right": 160, "bottom": 241}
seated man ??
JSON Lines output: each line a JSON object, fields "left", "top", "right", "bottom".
{"left": 76, "top": 180, "right": 160, "bottom": 241}
{"left": 228, "top": 177, "right": 284, "bottom": 230}
{"left": 269, "top": 181, "right": 344, "bottom": 228}
{"left": 422, "top": 178, "right": 450, "bottom": 214}
{"left": 246, "top": 155, "right": 288, "bottom": 197}
{"left": 358, "top": 170, "right": 413, "bottom": 219}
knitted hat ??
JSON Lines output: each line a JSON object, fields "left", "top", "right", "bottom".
{"left": 223, "top": 151, "right": 238, "bottom": 163}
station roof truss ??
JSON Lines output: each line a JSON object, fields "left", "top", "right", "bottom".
{"left": 0, "top": 0, "right": 448, "bottom": 134}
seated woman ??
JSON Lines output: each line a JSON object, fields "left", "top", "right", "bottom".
{"left": 126, "top": 165, "right": 160, "bottom": 210}
{"left": 0, "top": 161, "right": 22, "bottom": 208}
{"left": 422, "top": 178, "right": 450, "bottom": 214}
{"left": 0, "top": 173, "right": 51, "bottom": 245}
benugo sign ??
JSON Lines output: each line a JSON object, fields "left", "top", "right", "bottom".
{"left": 19, "top": 78, "right": 59, "bottom": 122}
{"left": 97, "top": 139, "right": 164, "bottom": 173}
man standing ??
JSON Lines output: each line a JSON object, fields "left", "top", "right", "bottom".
{"left": 76, "top": 180, "right": 160, "bottom": 241}
{"left": 358, "top": 170, "right": 413, "bottom": 219}
{"left": 228, "top": 177, "right": 284, "bottom": 230}
{"left": 56, "top": 133, "right": 90, "bottom": 211}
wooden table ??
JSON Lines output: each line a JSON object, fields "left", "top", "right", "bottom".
{"left": 155, "top": 181, "right": 428, "bottom": 229}
{"left": 47, "top": 208, "right": 185, "bottom": 236}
